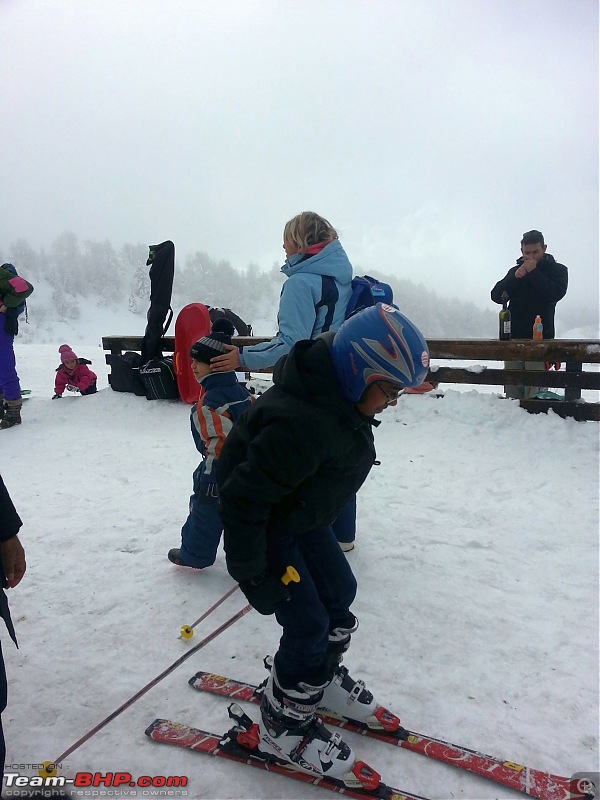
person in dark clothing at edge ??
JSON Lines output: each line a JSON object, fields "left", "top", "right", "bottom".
{"left": 0, "top": 475, "right": 27, "bottom": 789}
{"left": 491, "top": 229, "right": 568, "bottom": 400}
{"left": 211, "top": 211, "right": 358, "bottom": 551}
{"left": 216, "top": 304, "right": 429, "bottom": 783}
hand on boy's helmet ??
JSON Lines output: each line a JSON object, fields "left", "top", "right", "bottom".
{"left": 210, "top": 344, "right": 241, "bottom": 373}
{"left": 239, "top": 569, "right": 291, "bottom": 615}
{"left": 52, "top": 394, "right": 62, "bottom": 399}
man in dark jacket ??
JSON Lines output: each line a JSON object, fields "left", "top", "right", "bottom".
{"left": 217, "top": 304, "right": 429, "bottom": 786}
{"left": 0, "top": 475, "right": 26, "bottom": 782}
{"left": 491, "top": 230, "right": 568, "bottom": 399}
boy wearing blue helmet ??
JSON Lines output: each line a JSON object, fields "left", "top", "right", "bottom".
{"left": 217, "top": 304, "right": 429, "bottom": 785}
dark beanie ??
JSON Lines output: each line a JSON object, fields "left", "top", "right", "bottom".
{"left": 189, "top": 318, "right": 235, "bottom": 364}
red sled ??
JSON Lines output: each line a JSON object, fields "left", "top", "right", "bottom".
{"left": 174, "top": 303, "right": 211, "bottom": 404}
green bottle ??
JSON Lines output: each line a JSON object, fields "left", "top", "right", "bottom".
{"left": 499, "top": 292, "right": 511, "bottom": 340}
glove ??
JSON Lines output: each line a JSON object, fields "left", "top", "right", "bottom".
{"left": 197, "top": 480, "right": 219, "bottom": 502}
{"left": 239, "top": 570, "right": 291, "bottom": 616}
{"left": 66, "top": 385, "right": 80, "bottom": 393}
{"left": 52, "top": 394, "right": 62, "bottom": 399}
{"left": 4, "top": 308, "right": 19, "bottom": 337}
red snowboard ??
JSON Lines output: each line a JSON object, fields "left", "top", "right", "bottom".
{"left": 174, "top": 303, "right": 211, "bottom": 404}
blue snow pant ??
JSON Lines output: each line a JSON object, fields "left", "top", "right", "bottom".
{"left": 267, "top": 523, "right": 357, "bottom": 686}
{"left": 179, "top": 464, "right": 222, "bottom": 568}
{"left": 0, "top": 317, "right": 20, "bottom": 402}
{"left": 331, "top": 493, "right": 356, "bottom": 546}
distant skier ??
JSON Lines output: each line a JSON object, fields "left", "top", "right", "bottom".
{"left": 217, "top": 304, "right": 429, "bottom": 781}
{"left": 52, "top": 345, "right": 98, "bottom": 399}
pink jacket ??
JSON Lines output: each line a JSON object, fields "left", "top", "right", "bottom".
{"left": 54, "top": 363, "right": 97, "bottom": 396}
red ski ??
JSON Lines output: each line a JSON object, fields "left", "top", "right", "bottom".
{"left": 188, "top": 671, "right": 593, "bottom": 800}
{"left": 145, "top": 709, "right": 431, "bottom": 800}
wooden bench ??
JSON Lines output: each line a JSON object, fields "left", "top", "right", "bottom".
{"left": 102, "top": 336, "right": 600, "bottom": 421}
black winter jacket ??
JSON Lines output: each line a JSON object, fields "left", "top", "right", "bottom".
{"left": 490, "top": 253, "right": 568, "bottom": 339}
{"left": 0, "top": 475, "right": 20, "bottom": 645}
{"left": 217, "top": 334, "right": 377, "bottom": 583}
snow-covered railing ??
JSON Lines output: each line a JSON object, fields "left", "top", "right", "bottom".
{"left": 102, "top": 336, "right": 600, "bottom": 421}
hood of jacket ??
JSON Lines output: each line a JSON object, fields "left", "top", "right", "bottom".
{"left": 281, "top": 240, "right": 353, "bottom": 285}
{"left": 198, "top": 371, "right": 239, "bottom": 390}
{"left": 272, "top": 333, "right": 378, "bottom": 431}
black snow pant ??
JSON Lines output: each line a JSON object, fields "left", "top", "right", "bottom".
{"left": 0, "top": 640, "right": 6, "bottom": 796}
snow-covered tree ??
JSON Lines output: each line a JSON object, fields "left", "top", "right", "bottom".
{"left": 6, "top": 238, "right": 41, "bottom": 278}
{"left": 128, "top": 260, "right": 150, "bottom": 314}
{"left": 81, "top": 239, "right": 123, "bottom": 303}
{"left": 48, "top": 232, "right": 85, "bottom": 295}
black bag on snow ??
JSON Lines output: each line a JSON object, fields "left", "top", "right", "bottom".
{"left": 107, "top": 351, "right": 146, "bottom": 396}
{"left": 207, "top": 306, "right": 252, "bottom": 336}
{"left": 140, "top": 241, "right": 175, "bottom": 365}
{"left": 139, "top": 356, "right": 180, "bottom": 400}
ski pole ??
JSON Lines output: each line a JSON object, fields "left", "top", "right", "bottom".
{"left": 40, "top": 565, "right": 300, "bottom": 778}
{"left": 180, "top": 567, "right": 299, "bottom": 639}
{"left": 40, "top": 602, "right": 253, "bottom": 778}
{"left": 179, "top": 583, "right": 240, "bottom": 639}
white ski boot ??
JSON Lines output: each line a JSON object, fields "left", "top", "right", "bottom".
{"left": 319, "top": 616, "right": 401, "bottom": 732}
{"left": 258, "top": 665, "right": 358, "bottom": 782}
{"left": 320, "top": 664, "right": 400, "bottom": 731}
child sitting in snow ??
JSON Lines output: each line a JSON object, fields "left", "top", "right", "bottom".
{"left": 52, "top": 344, "right": 98, "bottom": 399}
{"left": 168, "top": 319, "right": 253, "bottom": 570}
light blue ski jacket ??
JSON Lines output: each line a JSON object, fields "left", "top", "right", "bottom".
{"left": 239, "top": 240, "right": 353, "bottom": 371}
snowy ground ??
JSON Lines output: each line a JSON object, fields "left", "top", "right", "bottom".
{"left": 1, "top": 344, "right": 598, "bottom": 800}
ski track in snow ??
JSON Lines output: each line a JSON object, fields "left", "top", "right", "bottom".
{"left": 0, "top": 344, "right": 598, "bottom": 800}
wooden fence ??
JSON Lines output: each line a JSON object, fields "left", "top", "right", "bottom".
{"left": 102, "top": 336, "right": 600, "bottom": 421}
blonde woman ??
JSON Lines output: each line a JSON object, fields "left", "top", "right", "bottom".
{"left": 211, "top": 211, "right": 353, "bottom": 373}
{"left": 211, "top": 212, "right": 356, "bottom": 550}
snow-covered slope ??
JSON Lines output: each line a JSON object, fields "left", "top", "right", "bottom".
{"left": 0, "top": 345, "right": 597, "bottom": 799}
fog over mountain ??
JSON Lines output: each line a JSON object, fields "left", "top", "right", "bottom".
{"left": 3, "top": 232, "right": 597, "bottom": 348}
{"left": 1, "top": 1, "right": 597, "bottom": 329}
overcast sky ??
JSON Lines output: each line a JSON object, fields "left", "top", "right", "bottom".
{"left": 1, "top": 0, "right": 598, "bottom": 318}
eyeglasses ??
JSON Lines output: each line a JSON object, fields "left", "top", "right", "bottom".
{"left": 375, "top": 383, "right": 404, "bottom": 403}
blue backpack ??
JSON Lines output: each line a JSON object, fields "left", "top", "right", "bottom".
{"left": 346, "top": 275, "right": 394, "bottom": 319}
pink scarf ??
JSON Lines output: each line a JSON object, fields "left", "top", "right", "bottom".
{"left": 304, "top": 241, "right": 330, "bottom": 255}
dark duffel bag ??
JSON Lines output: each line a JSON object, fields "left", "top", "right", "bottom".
{"left": 107, "top": 351, "right": 146, "bottom": 396}
{"left": 139, "top": 356, "right": 180, "bottom": 400}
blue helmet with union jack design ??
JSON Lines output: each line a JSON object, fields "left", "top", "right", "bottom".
{"left": 331, "top": 304, "right": 430, "bottom": 402}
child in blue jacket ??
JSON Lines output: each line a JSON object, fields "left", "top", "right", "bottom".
{"left": 168, "top": 319, "right": 253, "bottom": 569}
